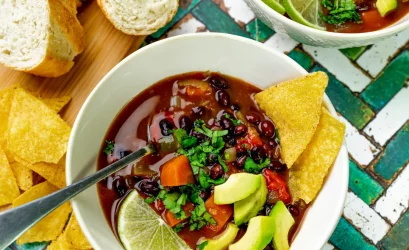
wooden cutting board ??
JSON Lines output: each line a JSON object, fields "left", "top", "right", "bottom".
{"left": 0, "top": 0, "right": 146, "bottom": 126}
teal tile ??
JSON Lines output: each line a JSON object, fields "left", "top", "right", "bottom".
{"left": 378, "top": 210, "right": 409, "bottom": 250}
{"left": 330, "top": 217, "right": 377, "bottom": 250}
{"left": 192, "top": 0, "right": 251, "bottom": 38}
{"left": 373, "top": 122, "right": 409, "bottom": 181}
{"left": 245, "top": 18, "right": 275, "bottom": 42}
{"left": 349, "top": 159, "right": 384, "bottom": 205}
{"left": 340, "top": 46, "right": 368, "bottom": 61}
{"left": 10, "top": 241, "right": 49, "bottom": 250}
{"left": 151, "top": 0, "right": 201, "bottom": 39}
{"left": 361, "top": 50, "right": 409, "bottom": 111}
{"left": 311, "top": 65, "right": 374, "bottom": 129}
{"left": 288, "top": 49, "right": 314, "bottom": 70}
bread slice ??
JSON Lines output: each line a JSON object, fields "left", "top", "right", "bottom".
{"left": 97, "top": 0, "right": 179, "bottom": 35}
{"left": 0, "top": 0, "right": 85, "bottom": 77}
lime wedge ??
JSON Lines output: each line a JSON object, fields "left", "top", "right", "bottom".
{"left": 262, "top": 0, "right": 286, "bottom": 15}
{"left": 281, "top": 0, "right": 326, "bottom": 30}
{"left": 118, "top": 190, "right": 190, "bottom": 250}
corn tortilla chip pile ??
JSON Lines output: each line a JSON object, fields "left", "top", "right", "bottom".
{"left": 0, "top": 85, "right": 91, "bottom": 248}
{"left": 256, "top": 72, "right": 346, "bottom": 204}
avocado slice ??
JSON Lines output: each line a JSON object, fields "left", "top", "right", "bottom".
{"left": 229, "top": 216, "right": 274, "bottom": 250}
{"left": 269, "top": 201, "right": 295, "bottom": 250}
{"left": 214, "top": 173, "right": 261, "bottom": 204}
{"left": 376, "top": 0, "right": 397, "bottom": 17}
{"left": 200, "top": 223, "right": 239, "bottom": 250}
{"left": 234, "top": 176, "right": 267, "bottom": 226}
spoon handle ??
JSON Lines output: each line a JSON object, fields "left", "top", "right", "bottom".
{"left": 0, "top": 144, "right": 155, "bottom": 249}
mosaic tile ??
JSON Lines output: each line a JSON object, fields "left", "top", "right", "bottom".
{"left": 330, "top": 217, "right": 377, "bottom": 250}
{"left": 361, "top": 50, "right": 409, "bottom": 112}
{"left": 364, "top": 87, "right": 409, "bottom": 146}
{"left": 372, "top": 122, "right": 409, "bottom": 181}
{"left": 303, "top": 45, "right": 372, "bottom": 92}
{"left": 9, "top": 242, "right": 49, "bottom": 250}
{"left": 343, "top": 192, "right": 390, "bottom": 244}
{"left": 246, "top": 18, "right": 275, "bottom": 42}
{"left": 288, "top": 49, "right": 314, "bottom": 70}
{"left": 321, "top": 243, "right": 335, "bottom": 250}
{"left": 340, "top": 46, "right": 368, "bottom": 61}
{"left": 378, "top": 209, "right": 409, "bottom": 250}
{"left": 167, "top": 15, "right": 206, "bottom": 37}
{"left": 192, "top": 0, "right": 251, "bottom": 38}
{"left": 263, "top": 33, "right": 299, "bottom": 53}
{"left": 151, "top": 0, "right": 201, "bottom": 39}
{"left": 357, "top": 28, "right": 409, "bottom": 77}
{"left": 375, "top": 163, "right": 409, "bottom": 224}
{"left": 224, "top": 0, "right": 255, "bottom": 24}
{"left": 349, "top": 159, "right": 384, "bottom": 205}
{"left": 311, "top": 66, "right": 374, "bottom": 130}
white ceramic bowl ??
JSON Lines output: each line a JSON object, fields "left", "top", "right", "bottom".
{"left": 245, "top": 0, "right": 409, "bottom": 48}
{"left": 67, "top": 33, "right": 349, "bottom": 250}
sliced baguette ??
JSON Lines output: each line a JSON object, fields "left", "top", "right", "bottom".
{"left": 0, "top": 0, "right": 85, "bottom": 77}
{"left": 97, "top": 0, "right": 179, "bottom": 36}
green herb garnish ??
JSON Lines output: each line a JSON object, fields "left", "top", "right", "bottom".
{"left": 103, "top": 140, "right": 115, "bottom": 155}
{"left": 144, "top": 195, "right": 156, "bottom": 204}
{"left": 197, "top": 241, "right": 209, "bottom": 250}
{"left": 218, "top": 155, "right": 228, "bottom": 172}
{"left": 320, "top": 0, "right": 361, "bottom": 25}
{"left": 198, "top": 169, "right": 226, "bottom": 189}
{"left": 244, "top": 157, "right": 271, "bottom": 174}
{"left": 157, "top": 190, "right": 187, "bottom": 220}
{"left": 173, "top": 223, "right": 184, "bottom": 233}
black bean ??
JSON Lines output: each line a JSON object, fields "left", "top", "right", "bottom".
{"left": 236, "top": 154, "right": 247, "bottom": 168}
{"left": 179, "top": 115, "right": 193, "bottom": 132}
{"left": 210, "top": 164, "right": 224, "bottom": 179}
{"left": 208, "top": 75, "right": 229, "bottom": 89}
{"left": 220, "top": 116, "right": 234, "bottom": 130}
{"left": 192, "top": 131, "right": 206, "bottom": 143}
{"left": 207, "top": 153, "right": 217, "bottom": 164}
{"left": 246, "top": 112, "right": 261, "bottom": 124}
{"left": 259, "top": 120, "right": 275, "bottom": 138}
{"left": 231, "top": 104, "right": 240, "bottom": 111}
{"left": 199, "top": 190, "right": 210, "bottom": 201}
{"left": 159, "top": 119, "right": 174, "bottom": 136}
{"left": 192, "top": 106, "right": 205, "bottom": 116}
{"left": 139, "top": 179, "right": 160, "bottom": 196}
{"left": 234, "top": 124, "right": 248, "bottom": 137}
{"left": 288, "top": 205, "right": 300, "bottom": 217}
{"left": 268, "top": 160, "right": 287, "bottom": 173}
{"left": 250, "top": 146, "right": 266, "bottom": 163}
{"left": 113, "top": 177, "right": 127, "bottom": 197}
{"left": 224, "top": 133, "right": 236, "bottom": 146}
{"left": 216, "top": 90, "right": 230, "bottom": 106}
{"left": 268, "top": 138, "right": 278, "bottom": 148}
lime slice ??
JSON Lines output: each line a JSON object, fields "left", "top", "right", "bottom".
{"left": 281, "top": 0, "right": 326, "bottom": 30}
{"left": 262, "top": 0, "right": 286, "bottom": 15}
{"left": 118, "top": 190, "right": 190, "bottom": 250}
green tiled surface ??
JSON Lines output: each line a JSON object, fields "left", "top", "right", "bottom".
{"left": 330, "top": 217, "right": 377, "bottom": 250}
{"left": 245, "top": 18, "right": 275, "bottom": 42}
{"left": 340, "top": 46, "right": 368, "bottom": 61}
{"left": 349, "top": 159, "right": 384, "bottom": 205}
{"left": 373, "top": 122, "right": 409, "bottom": 181}
{"left": 288, "top": 49, "right": 314, "bottom": 70}
{"left": 361, "top": 50, "right": 409, "bottom": 111}
{"left": 311, "top": 65, "right": 375, "bottom": 129}
{"left": 379, "top": 211, "right": 409, "bottom": 250}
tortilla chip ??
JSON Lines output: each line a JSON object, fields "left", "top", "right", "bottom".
{"left": 288, "top": 108, "right": 345, "bottom": 204}
{"left": 255, "top": 72, "right": 328, "bottom": 168}
{"left": 48, "top": 234, "right": 77, "bottom": 250}
{"left": 7, "top": 88, "right": 71, "bottom": 164}
{"left": 0, "top": 147, "right": 20, "bottom": 206}
{"left": 64, "top": 214, "right": 92, "bottom": 249}
{"left": 42, "top": 96, "right": 72, "bottom": 113}
{"left": 10, "top": 161, "right": 33, "bottom": 191}
{"left": 0, "top": 86, "right": 15, "bottom": 142}
{"left": 13, "top": 181, "right": 72, "bottom": 245}
{"left": 28, "top": 162, "right": 66, "bottom": 188}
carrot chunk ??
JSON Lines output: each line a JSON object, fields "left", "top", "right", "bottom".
{"left": 202, "top": 194, "right": 233, "bottom": 235}
{"left": 164, "top": 202, "right": 195, "bottom": 227}
{"left": 160, "top": 155, "right": 195, "bottom": 186}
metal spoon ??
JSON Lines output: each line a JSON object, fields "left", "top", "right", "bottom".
{"left": 0, "top": 143, "right": 156, "bottom": 249}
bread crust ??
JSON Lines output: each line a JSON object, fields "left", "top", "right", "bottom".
{"left": 97, "top": 0, "right": 179, "bottom": 36}
{"left": 0, "top": 0, "right": 85, "bottom": 78}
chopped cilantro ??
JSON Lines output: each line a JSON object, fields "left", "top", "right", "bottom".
{"left": 194, "top": 119, "right": 205, "bottom": 128}
{"left": 197, "top": 241, "right": 208, "bottom": 250}
{"left": 103, "top": 140, "right": 115, "bottom": 155}
{"left": 144, "top": 195, "right": 156, "bottom": 204}
{"left": 244, "top": 157, "right": 271, "bottom": 174}
{"left": 173, "top": 223, "right": 184, "bottom": 233}
{"left": 224, "top": 113, "right": 241, "bottom": 126}
{"left": 320, "top": 0, "right": 361, "bottom": 25}
{"left": 275, "top": 129, "right": 280, "bottom": 145}
{"left": 198, "top": 169, "right": 226, "bottom": 189}
{"left": 157, "top": 191, "right": 187, "bottom": 220}
{"left": 189, "top": 192, "right": 216, "bottom": 231}
{"left": 218, "top": 155, "right": 228, "bottom": 172}
{"left": 174, "top": 129, "right": 198, "bottom": 149}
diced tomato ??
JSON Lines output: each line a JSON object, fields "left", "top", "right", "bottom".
{"left": 236, "top": 127, "right": 263, "bottom": 148}
{"left": 164, "top": 202, "right": 195, "bottom": 227}
{"left": 263, "top": 169, "right": 291, "bottom": 204}
{"left": 201, "top": 194, "right": 233, "bottom": 236}
{"left": 160, "top": 155, "right": 195, "bottom": 186}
